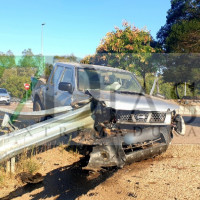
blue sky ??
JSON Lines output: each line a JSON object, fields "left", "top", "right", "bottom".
{"left": 0, "top": 0, "right": 171, "bottom": 58}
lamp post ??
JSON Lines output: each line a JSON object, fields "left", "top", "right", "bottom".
{"left": 41, "top": 23, "right": 45, "bottom": 56}
{"left": 41, "top": 23, "right": 45, "bottom": 76}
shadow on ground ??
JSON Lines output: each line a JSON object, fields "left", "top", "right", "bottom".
{"left": 1, "top": 158, "right": 117, "bottom": 200}
{"left": 183, "top": 116, "right": 200, "bottom": 127}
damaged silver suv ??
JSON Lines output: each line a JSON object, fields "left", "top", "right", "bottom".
{"left": 32, "top": 63, "right": 185, "bottom": 170}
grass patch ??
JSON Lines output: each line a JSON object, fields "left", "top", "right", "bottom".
{"left": 58, "top": 142, "right": 67, "bottom": 154}
{"left": 16, "top": 149, "right": 40, "bottom": 175}
{"left": 0, "top": 167, "right": 6, "bottom": 187}
{"left": 58, "top": 135, "right": 80, "bottom": 156}
{"left": 17, "top": 158, "right": 40, "bottom": 174}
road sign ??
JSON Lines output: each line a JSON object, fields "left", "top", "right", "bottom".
{"left": 24, "top": 83, "right": 30, "bottom": 90}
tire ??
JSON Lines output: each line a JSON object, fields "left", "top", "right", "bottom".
{"left": 33, "top": 98, "right": 45, "bottom": 122}
{"left": 160, "top": 127, "right": 172, "bottom": 145}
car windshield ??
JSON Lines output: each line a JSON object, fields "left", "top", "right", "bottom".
{"left": 77, "top": 68, "right": 143, "bottom": 94}
{"left": 0, "top": 89, "right": 7, "bottom": 94}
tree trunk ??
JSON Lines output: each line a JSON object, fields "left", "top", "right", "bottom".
{"left": 157, "top": 79, "right": 160, "bottom": 94}
{"left": 143, "top": 73, "right": 146, "bottom": 93}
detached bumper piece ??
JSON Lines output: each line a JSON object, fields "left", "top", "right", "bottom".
{"left": 86, "top": 127, "right": 171, "bottom": 170}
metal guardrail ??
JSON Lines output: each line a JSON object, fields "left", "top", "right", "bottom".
{"left": 0, "top": 106, "right": 72, "bottom": 120}
{"left": 0, "top": 103, "right": 94, "bottom": 163}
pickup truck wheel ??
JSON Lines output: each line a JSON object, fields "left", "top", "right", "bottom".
{"left": 33, "top": 99, "right": 45, "bottom": 122}
{"left": 160, "top": 127, "right": 172, "bottom": 145}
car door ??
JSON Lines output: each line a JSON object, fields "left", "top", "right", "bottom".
{"left": 54, "top": 66, "right": 74, "bottom": 107}
{"left": 45, "top": 65, "right": 64, "bottom": 109}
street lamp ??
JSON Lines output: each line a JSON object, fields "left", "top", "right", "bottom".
{"left": 40, "top": 23, "right": 46, "bottom": 76}
{"left": 41, "top": 23, "right": 45, "bottom": 56}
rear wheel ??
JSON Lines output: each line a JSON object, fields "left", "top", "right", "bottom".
{"left": 33, "top": 98, "right": 45, "bottom": 122}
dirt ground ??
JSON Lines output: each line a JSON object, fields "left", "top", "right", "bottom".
{"left": 0, "top": 103, "right": 200, "bottom": 200}
{"left": 0, "top": 127, "right": 199, "bottom": 200}
{"left": 0, "top": 102, "right": 33, "bottom": 113}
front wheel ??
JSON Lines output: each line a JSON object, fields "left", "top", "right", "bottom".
{"left": 160, "top": 127, "right": 172, "bottom": 145}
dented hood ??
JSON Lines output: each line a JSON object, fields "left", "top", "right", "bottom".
{"left": 88, "top": 90, "right": 179, "bottom": 112}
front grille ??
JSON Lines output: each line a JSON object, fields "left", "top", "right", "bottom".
{"left": 116, "top": 112, "right": 166, "bottom": 123}
{"left": 150, "top": 113, "right": 166, "bottom": 123}
{"left": 133, "top": 113, "right": 149, "bottom": 122}
{"left": 118, "top": 114, "right": 132, "bottom": 122}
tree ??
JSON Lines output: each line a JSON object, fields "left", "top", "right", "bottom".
{"left": 157, "top": 0, "right": 200, "bottom": 97}
{"left": 18, "top": 49, "right": 46, "bottom": 77}
{"left": 162, "top": 53, "right": 199, "bottom": 82}
{"left": 165, "top": 19, "right": 200, "bottom": 53}
{"left": 18, "top": 49, "right": 36, "bottom": 68}
{"left": 0, "top": 68, "right": 36, "bottom": 98}
{"left": 157, "top": 0, "right": 200, "bottom": 51}
{"left": 0, "top": 66, "right": 4, "bottom": 78}
{"left": 34, "top": 55, "right": 45, "bottom": 77}
{"left": 44, "top": 63, "right": 53, "bottom": 80}
{"left": 80, "top": 55, "right": 95, "bottom": 64}
{"left": 0, "top": 50, "right": 16, "bottom": 68}
{"left": 54, "top": 54, "right": 79, "bottom": 63}
{"left": 81, "top": 21, "right": 161, "bottom": 91}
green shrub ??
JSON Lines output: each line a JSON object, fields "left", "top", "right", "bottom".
{"left": 0, "top": 67, "right": 36, "bottom": 99}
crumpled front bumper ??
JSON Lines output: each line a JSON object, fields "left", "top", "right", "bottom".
{"left": 85, "top": 126, "right": 171, "bottom": 170}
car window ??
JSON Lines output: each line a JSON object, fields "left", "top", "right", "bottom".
{"left": 61, "top": 68, "right": 73, "bottom": 84}
{"left": 77, "top": 68, "right": 143, "bottom": 93}
{"left": 0, "top": 89, "right": 7, "bottom": 94}
{"left": 50, "top": 66, "right": 63, "bottom": 85}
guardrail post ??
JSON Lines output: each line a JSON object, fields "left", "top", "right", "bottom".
{"left": 11, "top": 157, "right": 15, "bottom": 174}
{"left": 6, "top": 160, "right": 11, "bottom": 174}
{"left": 6, "top": 157, "right": 16, "bottom": 174}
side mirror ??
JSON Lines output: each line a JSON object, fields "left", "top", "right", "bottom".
{"left": 58, "top": 82, "right": 73, "bottom": 93}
